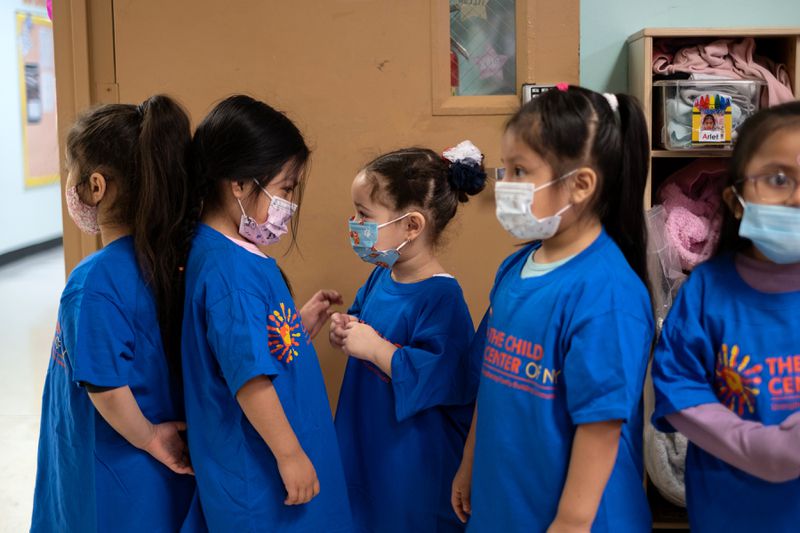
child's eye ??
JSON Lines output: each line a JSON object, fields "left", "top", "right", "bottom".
{"left": 513, "top": 166, "right": 527, "bottom": 178}
{"left": 766, "top": 172, "right": 791, "bottom": 188}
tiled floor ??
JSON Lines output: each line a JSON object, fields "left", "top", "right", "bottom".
{"left": 0, "top": 247, "right": 64, "bottom": 532}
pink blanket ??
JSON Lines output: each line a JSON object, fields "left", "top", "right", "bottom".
{"left": 658, "top": 159, "right": 728, "bottom": 271}
{"left": 653, "top": 38, "right": 795, "bottom": 106}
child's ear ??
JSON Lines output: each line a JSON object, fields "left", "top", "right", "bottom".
{"left": 405, "top": 212, "right": 426, "bottom": 241}
{"left": 87, "top": 172, "right": 108, "bottom": 205}
{"left": 568, "top": 167, "right": 597, "bottom": 205}
{"left": 722, "top": 186, "right": 744, "bottom": 220}
{"left": 230, "top": 180, "right": 247, "bottom": 199}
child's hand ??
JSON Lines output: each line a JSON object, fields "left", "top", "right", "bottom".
{"left": 329, "top": 313, "right": 357, "bottom": 351}
{"left": 341, "top": 320, "right": 397, "bottom": 376}
{"left": 341, "top": 321, "right": 384, "bottom": 361}
{"left": 300, "top": 290, "right": 344, "bottom": 339}
{"left": 141, "top": 421, "right": 194, "bottom": 475}
{"left": 451, "top": 458, "right": 473, "bottom": 523}
{"left": 276, "top": 448, "right": 320, "bottom": 505}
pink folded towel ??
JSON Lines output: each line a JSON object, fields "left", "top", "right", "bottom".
{"left": 658, "top": 159, "right": 728, "bottom": 271}
{"left": 653, "top": 37, "right": 794, "bottom": 106}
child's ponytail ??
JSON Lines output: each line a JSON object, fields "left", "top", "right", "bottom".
{"left": 599, "top": 92, "right": 650, "bottom": 287}
{"left": 505, "top": 86, "right": 650, "bottom": 288}
{"left": 133, "top": 95, "right": 192, "bottom": 371}
{"left": 66, "top": 95, "right": 192, "bottom": 373}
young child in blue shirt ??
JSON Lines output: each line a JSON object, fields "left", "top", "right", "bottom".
{"left": 181, "top": 95, "right": 352, "bottom": 532}
{"left": 652, "top": 101, "right": 800, "bottom": 533}
{"left": 32, "top": 96, "right": 198, "bottom": 532}
{"left": 330, "top": 142, "right": 486, "bottom": 532}
{"left": 451, "top": 86, "right": 654, "bottom": 532}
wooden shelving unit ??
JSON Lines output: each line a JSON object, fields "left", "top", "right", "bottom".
{"left": 628, "top": 26, "right": 800, "bottom": 531}
{"left": 651, "top": 149, "right": 732, "bottom": 159}
{"left": 629, "top": 27, "right": 800, "bottom": 207}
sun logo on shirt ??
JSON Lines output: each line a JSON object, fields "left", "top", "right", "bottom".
{"left": 267, "top": 303, "right": 302, "bottom": 363}
{"left": 715, "top": 343, "right": 762, "bottom": 416}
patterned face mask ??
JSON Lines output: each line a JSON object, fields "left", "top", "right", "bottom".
{"left": 348, "top": 213, "right": 410, "bottom": 269}
{"left": 65, "top": 185, "right": 100, "bottom": 235}
{"left": 238, "top": 180, "right": 298, "bottom": 246}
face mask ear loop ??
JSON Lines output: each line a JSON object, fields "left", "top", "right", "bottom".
{"left": 533, "top": 180, "right": 556, "bottom": 193}
{"left": 733, "top": 186, "right": 747, "bottom": 210}
{"left": 377, "top": 212, "right": 411, "bottom": 229}
{"left": 555, "top": 204, "right": 572, "bottom": 217}
{"left": 254, "top": 179, "right": 276, "bottom": 202}
{"left": 533, "top": 168, "right": 580, "bottom": 193}
{"left": 237, "top": 198, "right": 248, "bottom": 217}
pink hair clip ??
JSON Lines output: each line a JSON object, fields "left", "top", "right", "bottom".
{"left": 556, "top": 82, "right": 569, "bottom": 92}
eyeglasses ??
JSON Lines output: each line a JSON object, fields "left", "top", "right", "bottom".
{"left": 740, "top": 171, "right": 798, "bottom": 204}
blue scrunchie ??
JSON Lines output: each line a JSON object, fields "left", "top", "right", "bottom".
{"left": 449, "top": 158, "right": 487, "bottom": 195}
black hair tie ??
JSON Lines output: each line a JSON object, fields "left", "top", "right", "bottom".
{"left": 449, "top": 159, "right": 486, "bottom": 195}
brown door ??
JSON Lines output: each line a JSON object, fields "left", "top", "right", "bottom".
{"left": 58, "top": 0, "right": 578, "bottom": 407}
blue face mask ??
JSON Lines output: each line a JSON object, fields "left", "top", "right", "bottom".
{"left": 348, "top": 214, "right": 409, "bottom": 269}
{"left": 737, "top": 194, "right": 800, "bottom": 264}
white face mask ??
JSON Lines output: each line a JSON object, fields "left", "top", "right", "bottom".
{"left": 494, "top": 170, "right": 576, "bottom": 240}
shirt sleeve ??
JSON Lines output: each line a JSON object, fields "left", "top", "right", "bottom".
{"left": 69, "top": 290, "right": 136, "bottom": 388}
{"left": 469, "top": 308, "right": 490, "bottom": 387}
{"left": 651, "top": 276, "right": 720, "bottom": 432}
{"left": 390, "top": 292, "right": 475, "bottom": 422}
{"left": 565, "top": 310, "right": 652, "bottom": 425}
{"left": 668, "top": 405, "right": 800, "bottom": 483}
{"left": 206, "top": 289, "right": 283, "bottom": 396}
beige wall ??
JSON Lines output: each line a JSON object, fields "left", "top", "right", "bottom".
{"left": 58, "top": 0, "right": 579, "bottom": 408}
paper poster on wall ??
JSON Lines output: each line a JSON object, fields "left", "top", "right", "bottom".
{"left": 16, "top": 11, "right": 59, "bottom": 188}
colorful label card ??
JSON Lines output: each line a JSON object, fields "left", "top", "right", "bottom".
{"left": 692, "top": 93, "right": 732, "bottom": 146}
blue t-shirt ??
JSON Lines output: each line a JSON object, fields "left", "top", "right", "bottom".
{"left": 652, "top": 255, "right": 800, "bottom": 533}
{"left": 31, "top": 237, "right": 196, "bottom": 533}
{"left": 182, "top": 224, "right": 352, "bottom": 533}
{"left": 334, "top": 268, "right": 476, "bottom": 533}
{"left": 468, "top": 230, "right": 653, "bottom": 533}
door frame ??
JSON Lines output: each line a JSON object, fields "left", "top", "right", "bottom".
{"left": 53, "top": 0, "right": 117, "bottom": 275}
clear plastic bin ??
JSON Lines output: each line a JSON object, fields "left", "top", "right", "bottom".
{"left": 653, "top": 79, "right": 764, "bottom": 150}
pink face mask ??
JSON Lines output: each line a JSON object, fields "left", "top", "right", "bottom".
{"left": 65, "top": 186, "right": 100, "bottom": 235}
{"left": 237, "top": 180, "right": 298, "bottom": 245}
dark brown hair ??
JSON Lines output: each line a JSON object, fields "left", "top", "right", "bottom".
{"left": 363, "top": 147, "right": 487, "bottom": 243}
{"left": 188, "top": 95, "right": 310, "bottom": 252}
{"left": 66, "top": 95, "right": 192, "bottom": 372}
{"left": 715, "top": 100, "right": 800, "bottom": 256}
{"left": 505, "top": 86, "right": 651, "bottom": 286}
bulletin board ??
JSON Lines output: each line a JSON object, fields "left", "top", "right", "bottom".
{"left": 16, "top": 11, "right": 59, "bottom": 188}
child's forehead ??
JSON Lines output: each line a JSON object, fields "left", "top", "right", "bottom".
{"left": 351, "top": 172, "right": 378, "bottom": 200}
{"left": 351, "top": 171, "right": 373, "bottom": 195}
{"left": 351, "top": 171, "right": 395, "bottom": 211}
{"left": 752, "top": 127, "right": 800, "bottom": 162}
{"left": 501, "top": 135, "right": 546, "bottom": 165}
{"left": 745, "top": 133, "right": 800, "bottom": 178}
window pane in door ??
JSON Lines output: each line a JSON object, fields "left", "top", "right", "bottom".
{"left": 449, "top": 0, "right": 516, "bottom": 96}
